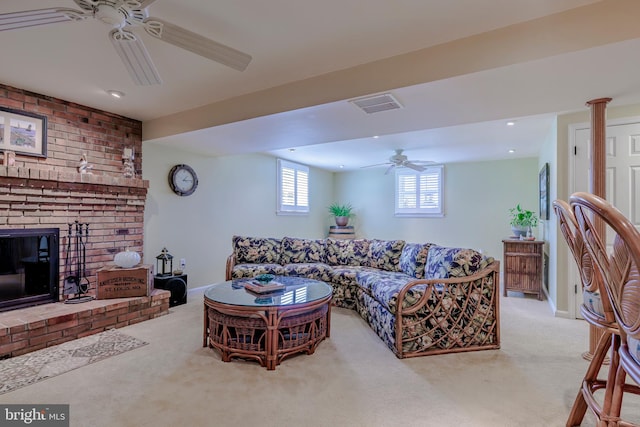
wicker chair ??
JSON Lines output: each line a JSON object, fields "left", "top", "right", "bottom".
{"left": 553, "top": 199, "right": 619, "bottom": 426}
{"left": 570, "top": 192, "right": 640, "bottom": 426}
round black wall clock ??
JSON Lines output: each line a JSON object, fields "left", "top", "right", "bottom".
{"left": 168, "top": 164, "right": 198, "bottom": 196}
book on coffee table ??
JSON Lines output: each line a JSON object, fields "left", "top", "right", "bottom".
{"left": 244, "top": 280, "right": 286, "bottom": 294}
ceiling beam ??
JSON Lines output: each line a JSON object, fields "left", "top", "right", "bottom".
{"left": 143, "top": 0, "right": 640, "bottom": 141}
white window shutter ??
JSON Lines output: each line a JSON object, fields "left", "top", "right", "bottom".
{"left": 277, "top": 159, "right": 310, "bottom": 214}
{"left": 395, "top": 165, "right": 444, "bottom": 217}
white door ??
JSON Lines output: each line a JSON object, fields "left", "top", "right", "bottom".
{"left": 570, "top": 119, "right": 640, "bottom": 318}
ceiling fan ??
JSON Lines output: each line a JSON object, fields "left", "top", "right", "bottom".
{"left": 362, "top": 149, "right": 435, "bottom": 175}
{"left": 0, "top": 0, "right": 252, "bottom": 86}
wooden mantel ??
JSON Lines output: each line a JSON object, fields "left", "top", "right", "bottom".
{"left": 0, "top": 166, "right": 149, "bottom": 191}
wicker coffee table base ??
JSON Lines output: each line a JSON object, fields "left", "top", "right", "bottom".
{"left": 203, "top": 294, "right": 331, "bottom": 370}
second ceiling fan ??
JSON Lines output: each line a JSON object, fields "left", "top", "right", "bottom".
{"left": 362, "top": 149, "right": 435, "bottom": 175}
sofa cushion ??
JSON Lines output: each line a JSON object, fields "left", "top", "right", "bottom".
{"left": 424, "top": 245, "right": 493, "bottom": 279}
{"left": 283, "top": 262, "right": 332, "bottom": 282}
{"left": 367, "top": 239, "right": 405, "bottom": 272}
{"left": 231, "top": 263, "right": 286, "bottom": 279}
{"left": 233, "top": 236, "right": 282, "bottom": 264}
{"left": 356, "top": 270, "right": 415, "bottom": 313}
{"left": 399, "top": 242, "right": 433, "bottom": 278}
{"left": 330, "top": 265, "right": 374, "bottom": 287}
{"left": 582, "top": 289, "right": 605, "bottom": 317}
{"left": 281, "top": 237, "right": 326, "bottom": 264}
{"left": 325, "top": 238, "right": 370, "bottom": 266}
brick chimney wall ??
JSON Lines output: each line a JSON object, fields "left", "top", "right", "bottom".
{"left": 0, "top": 84, "right": 148, "bottom": 300}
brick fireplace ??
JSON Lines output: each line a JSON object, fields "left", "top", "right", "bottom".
{"left": 0, "top": 84, "right": 169, "bottom": 357}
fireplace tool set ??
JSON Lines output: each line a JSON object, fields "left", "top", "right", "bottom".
{"left": 64, "top": 220, "right": 94, "bottom": 304}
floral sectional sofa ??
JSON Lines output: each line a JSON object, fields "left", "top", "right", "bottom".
{"left": 226, "top": 236, "right": 501, "bottom": 358}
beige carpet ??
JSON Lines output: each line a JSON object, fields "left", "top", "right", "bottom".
{"left": 1, "top": 288, "right": 638, "bottom": 427}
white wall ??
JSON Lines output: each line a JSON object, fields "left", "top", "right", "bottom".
{"left": 142, "top": 144, "right": 334, "bottom": 287}
{"left": 333, "top": 158, "right": 539, "bottom": 261}
{"left": 538, "top": 119, "right": 560, "bottom": 313}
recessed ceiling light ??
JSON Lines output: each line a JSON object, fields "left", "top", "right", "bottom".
{"left": 506, "top": 121, "right": 515, "bottom": 126}
{"left": 339, "top": 165, "right": 344, "bottom": 169}
{"left": 288, "top": 148, "right": 296, "bottom": 152}
{"left": 107, "top": 90, "right": 125, "bottom": 99}
{"left": 508, "top": 149, "right": 516, "bottom": 154}
{"left": 372, "top": 135, "right": 379, "bottom": 139}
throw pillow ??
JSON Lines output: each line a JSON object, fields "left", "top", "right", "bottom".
{"left": 232, "top": 235, "right": 282, "bottom": 264}
{"left": 367, "top": 239, "right": 405, "bottom": 271}
{"left": 281, "top": 237, "right": 326, "bottom": 264}
{"left": 399, "top": 242, "right": 433, "bottom": 278}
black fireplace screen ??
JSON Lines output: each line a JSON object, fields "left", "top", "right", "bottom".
{"left": 0, "top": 228, "right": 59, "bottom": 311}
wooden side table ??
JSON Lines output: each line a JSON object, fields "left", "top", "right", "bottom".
{"left": 328, "top": 225, "right": 355, "bottom": 239}
{"left": 502, "top": 239, "right": 544, "bottom": 300}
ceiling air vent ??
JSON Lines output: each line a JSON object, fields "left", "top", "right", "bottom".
{"left": 349, "top": 93, "right": 403, "bottom": 114}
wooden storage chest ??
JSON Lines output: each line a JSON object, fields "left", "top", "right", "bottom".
{"left": 96, "top": 264, "right": 151, "bottom": 299}
{"left": 502, "top": 239, "right": 544, "bottom": 300}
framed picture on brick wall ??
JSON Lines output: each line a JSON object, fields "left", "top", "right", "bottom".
{"left": 0, "top": 107, "right": 47, "bottom": 158}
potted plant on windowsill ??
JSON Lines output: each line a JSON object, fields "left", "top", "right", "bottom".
{"left": 509, "top": 204, "right": 538, "bottom": 238}
{"left": 328, "top": 203, "right": 354, "bottom": 227}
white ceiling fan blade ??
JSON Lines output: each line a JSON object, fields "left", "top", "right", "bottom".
{"left": 384, "top": 164, "right": 396, "bottom": 175}
{"left": 110, "top": 29, "right": 162, "bottom": 86}
{"left": 143, "top": 18, "right": 252, "bottom": 71}
{"left": 360, "top": 162, "right": 391, "bottom": 169}
{"left": 404, "top": 162, "right": 426, "bottom": 172}
{"left": 412, "top": 160, "right": 436, "bottom": 165}
{"left": 0, "top": 8, "right": 87, "bottom": 32}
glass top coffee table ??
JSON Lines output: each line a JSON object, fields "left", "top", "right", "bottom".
{"left": 203, "top": 276, "right": 332, "bottom": 370}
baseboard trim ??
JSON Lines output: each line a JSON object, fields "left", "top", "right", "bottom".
{"left": 188, "top": 284, "right": 211, "bottom": 294}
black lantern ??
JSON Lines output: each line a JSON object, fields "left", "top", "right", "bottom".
{"left": 156, "top": 247, "right": 173, "bottom": 277}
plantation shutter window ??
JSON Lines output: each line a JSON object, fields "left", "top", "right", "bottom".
{"left": 277, "top": 159, "right": 309, "bottom": 214}
{"left": 395, "top": 165, "right": 444, "bottom": 217}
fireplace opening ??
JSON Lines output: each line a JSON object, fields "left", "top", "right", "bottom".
{"left": 0, "top": 228, "right": 59, "bottom": 312}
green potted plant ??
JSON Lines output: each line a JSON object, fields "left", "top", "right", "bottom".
{"left": 328, "top": 203, "right": 354, "bottom": 226}
{"left": 509, "top": 204, "right": 538, "bottom": 238}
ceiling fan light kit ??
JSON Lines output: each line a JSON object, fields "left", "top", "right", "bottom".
{"left": 361, "top": 149, "right": 435, "bottom": 175}
{"left": 0, "top": 0, "right": 252, "bottom": 86}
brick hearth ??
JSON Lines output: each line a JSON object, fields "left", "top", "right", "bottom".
{"left": 0, "top": 289, "right": 170, "bottom": 358}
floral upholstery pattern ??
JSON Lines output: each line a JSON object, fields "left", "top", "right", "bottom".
{"left": 325, "top": 238, "right": 370, "bottom": 266}
{"left": 330, "top": 266, "right": 372, "bottom": 286}
{"left": 583, "top": 289, "right": 605, "bottom": 317}
{"left": 231, "top": 263, "right": 285, "bottom": 279}
{"left": 329, "top": 266, "right": 372, "bottom": 309}
{"left": 357, "top": 291, "right": 397, "bottom": 352}
{"left": 233, "top": 236, "right": 282, "bottom": 264}
{"left": 357, "top": 270, "right": 423, "bottom": 314}
{"left": 424, "top": 245, "right": 493, "bottom": 279}
{"left": 283, "top": 262, "right": 332, "bottom": 282}
{"left": 227, "top": 237, "right": 500, "bottom": 358}
{"left": 367, "top": 239, "right": 405, "bottom": 272}
{"left": 281, "top": 237, "right": 326, "bottom": 264}
{"left": 399, "top": 243, "right": 433, "bottom": 278}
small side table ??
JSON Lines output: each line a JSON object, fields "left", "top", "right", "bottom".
{"left": 328, "top": 226, "right": 354, "bottom": 239}
{"left": 502, "top": 239, "right": 544, "bottom": 300}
